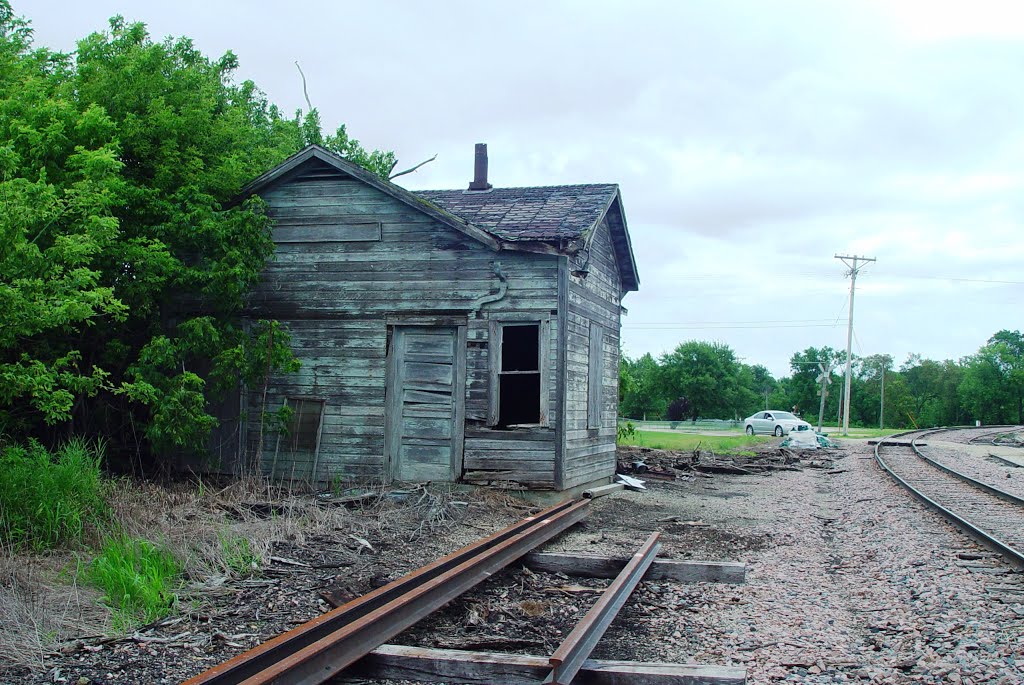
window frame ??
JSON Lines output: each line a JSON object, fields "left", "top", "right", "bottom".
{"left": 488, "top": 318, "right": 550, "bottom": 427}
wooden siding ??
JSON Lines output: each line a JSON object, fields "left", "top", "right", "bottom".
{"left": 562, "top": 216, "right": 622, "bottom": 489}
{"left": 239, "top": 174, "right": 559, "bottom": 486}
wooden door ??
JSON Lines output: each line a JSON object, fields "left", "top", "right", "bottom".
{"left": 386, "top": 326, "right": 465, "bottom": 482}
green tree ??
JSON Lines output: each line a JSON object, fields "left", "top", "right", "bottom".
{"left": 960, "top": 330, "right": 1024, "bottom": 424}
{"left": 659, "top": 341, "right": 746, "bottom": 420}
{"left": 900, "top": 354, "right": 941, "bottom": 426}
{"left": 0, "top": 6, "right": 392, "bottom": 467}
{"left": 740, "top": 364, "right": 776, "bottom": 414}
{"left": 619, "top": 353, "right": 665, "bottom": 420}
{"left": 0, "top": 4, "right": 127, "bottom": 431}
{"left": 987, "top": 330, "right": 1024, "bottom": 424}
{"left": 854, "top": 354, "right": 893, "bottom": 428}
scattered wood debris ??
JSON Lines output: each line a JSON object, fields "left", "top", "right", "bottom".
{"left": 617, "top": 442, "right": 846, "bottom": 482}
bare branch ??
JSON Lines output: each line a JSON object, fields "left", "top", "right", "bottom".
{"left": 294, "top": 61, "right": 313, "bottom": 111}
{"left": 388, "top": 154, "right": 437, "bottom": 181}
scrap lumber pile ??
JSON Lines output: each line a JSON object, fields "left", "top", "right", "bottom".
{"left": 618, "top": 443, "right": 847, "bottom": 481}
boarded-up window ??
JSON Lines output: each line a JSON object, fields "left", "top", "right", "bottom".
{"left": 497, "top": 323, "right": 540, "bottom": 427}
{"left": 588, "top": 324, "right": 605, "bottom": 429}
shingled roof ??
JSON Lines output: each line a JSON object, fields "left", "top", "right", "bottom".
{"left": 416, "top": 184, "right": 638, "bottom": 290}
{"left": 414, "top": 184, "right": 619, "bottom": 243}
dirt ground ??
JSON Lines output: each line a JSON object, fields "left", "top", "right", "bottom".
{"left": 2, "top": 438, "right": 1023, "bottom": 684}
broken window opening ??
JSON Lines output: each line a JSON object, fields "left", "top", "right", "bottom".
{"left": 268, "top": 397, "right": 325, "bottom": 483}
{"left": 497, "top": 323, "right": 541, "bottom": 427}
{"left": 501, "top": 324, "right": 539, "bottom": 372}
{"left": 284, "top": 398, "right": 324, "bottom": 453}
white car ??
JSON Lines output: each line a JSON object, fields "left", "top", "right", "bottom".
{"left": 744, "top": 410, "right": 811, "bottom": 437}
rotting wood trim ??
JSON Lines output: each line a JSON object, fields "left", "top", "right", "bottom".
{"left": 385, "top": 314, "right": 469, "bottom": 327}
{"left": 604, "top": 192, "right": 640, "bottom": 291}
{"left": 452, "top": 324, "right": 467, "bottom": 481}
{"left": 497, "top": 240, "right": 565, "bottom": 256}
{"left": 348, "top": 644, "right": 747, "bottom": 685}
{"left": 554, "top": 257, "right": 569, "bottom": 490}
{"left": 524, "top": 552, "right": 746, "bottom": 584}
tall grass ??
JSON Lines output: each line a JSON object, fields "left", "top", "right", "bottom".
{"left": 217, "top": 531, "right": 261, "bottom": 578}
{"left": 86, "top": 536, "right": 181, "bottom": 629}
{"left": 0, "top": 438, "right": 107, "bottom": 549}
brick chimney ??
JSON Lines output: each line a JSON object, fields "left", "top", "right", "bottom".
{"left": 467, "top": 143, "right": 492, "bottom": 191}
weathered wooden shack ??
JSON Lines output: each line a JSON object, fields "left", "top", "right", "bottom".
{"left": 217, "top": 144, "right": 638, "bottom": 491}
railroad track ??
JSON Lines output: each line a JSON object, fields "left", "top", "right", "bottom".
{"left": 967, "top": 426, "right": 1024, "bottom": 447}
{"left": 875, "top": 426, "right": 1024, "bottom": 569}
{"left": 179, "top": 498, "right": 704, "bottom": 685}
{"left": 183, "top": 498, "right": 591, "bottom": 685}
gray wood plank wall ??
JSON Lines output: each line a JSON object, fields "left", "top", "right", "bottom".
{"left": 562, "top": 214, "right": 622, "bottom": 489}
{"left": 238, "top": 174, "right": 560, "bottom": 486}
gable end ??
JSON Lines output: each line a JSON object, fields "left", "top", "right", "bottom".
{"left": 237, "top": 145, "right": 502, "bottom": 252}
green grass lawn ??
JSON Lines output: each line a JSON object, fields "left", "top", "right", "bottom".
{"left": 617, "top": 425, "right": 901, "bottom": 451}
{"left": 815, "top": 426, "right": 898, "bottom": 439}
{"left": 618, "top": 429, "right": 773, "bottom": 453}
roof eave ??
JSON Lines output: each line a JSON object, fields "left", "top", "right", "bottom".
{"left": 609, "top": 189, "right": 640, "bottom": 292}
{"left": 498, "top": 240, "right": 567, "bottom": 256}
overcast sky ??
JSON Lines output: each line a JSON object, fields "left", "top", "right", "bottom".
{"left": 24, "top": 0, "right": 1023, "bottom": 378}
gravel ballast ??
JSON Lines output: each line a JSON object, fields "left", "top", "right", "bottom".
{"left": 570, "top": 439, "right": 1024, "bottom": 684}
{"left": 3, "top": 435, "right": 1022, "bottom": 684}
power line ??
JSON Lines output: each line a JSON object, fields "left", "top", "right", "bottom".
{"left": 899, "top": 275, "right": 1024, "bottom": 285}
{"left": 652, "top": 272, "right": 1022, "bottom": 286}
{"left": 623, "top": 323, "right": 839, "bottom": 330}
{"left": 627, "top": 318, "right": 836, "bottom": 325}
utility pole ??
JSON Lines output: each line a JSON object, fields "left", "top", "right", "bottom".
{"left": 835, "top": 254, "right": 876, "bottom": 436}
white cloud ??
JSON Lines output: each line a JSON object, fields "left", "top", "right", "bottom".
{"left": 872, "top": 0, "right": 1024, "bottom": 41}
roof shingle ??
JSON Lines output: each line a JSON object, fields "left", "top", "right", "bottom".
{"left": 414, "top": 184, "right": 618, "bottom": 242}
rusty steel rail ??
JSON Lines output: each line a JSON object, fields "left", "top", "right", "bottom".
{"left": 183, "top": 499, "right": 588, "bottom": 685}
{"left": 544, "top": 531, "right": 661, "bottom": 685}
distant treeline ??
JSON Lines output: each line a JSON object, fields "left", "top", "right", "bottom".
{"left": 619, "top": 330, "right": 1024, "bottom": 428}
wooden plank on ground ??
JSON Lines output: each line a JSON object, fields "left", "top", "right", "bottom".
{"left": 524, "top": 552, "right": 746, "bottom": 584}
{"left": 349, "top": 644, "right": 746, "bottom": 685}
{"left": 582, "top": 483, "right": 624, "bottom": 499}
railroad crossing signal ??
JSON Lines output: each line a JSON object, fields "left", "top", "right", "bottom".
{"left": 816, "top": 361, "right": 833, "bottom": 433}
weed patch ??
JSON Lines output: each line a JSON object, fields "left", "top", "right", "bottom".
{"left": 0, "top": 439, "right": 107, "bottom": 549}
{"left": 217, "top": 532, "right": 261, "bottom": 578}
{"left": 86, "top": 536, "right": 180, "bottom": 629}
